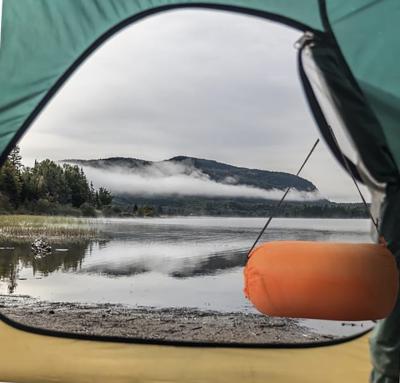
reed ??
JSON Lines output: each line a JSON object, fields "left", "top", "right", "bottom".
{"left": 0, "top": 215, "right": 97, "bottom": 239}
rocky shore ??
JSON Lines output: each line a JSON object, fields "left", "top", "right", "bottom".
{"left": 0, "top": 295, "right": 339, "bottom": 344}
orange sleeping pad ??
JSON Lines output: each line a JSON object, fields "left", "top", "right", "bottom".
{"left": 244, "top": 241, "right": 399, "bottom": 321}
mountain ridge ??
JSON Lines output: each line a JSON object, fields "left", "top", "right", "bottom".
{"left": 56, "top": 156, "right": 373, "bottom": 218}
{"left": 63, "top": 155, "right": 320, "bottom": 195}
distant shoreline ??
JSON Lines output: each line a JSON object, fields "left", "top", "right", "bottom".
{"left": 0, "top": 214, "right": 370, "bottom": 242}
{"left": 109, "top": 197, "right": 370, "bottom": 219}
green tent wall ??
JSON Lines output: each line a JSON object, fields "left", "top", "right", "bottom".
{"left": 0, "top": 2, "right": 400, "bottom": 382}
{"left": 1, "top": 0, "right": 399, "bottom": 180}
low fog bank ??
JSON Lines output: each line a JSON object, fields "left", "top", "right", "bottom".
{"left": 78, "top": 161, "right": 323, "bottom": 201}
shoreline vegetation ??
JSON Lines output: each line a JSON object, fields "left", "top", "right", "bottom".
{"left": 0, "top": 147, "right": 369, "bottom": 219}
{"left": 0, "top": 215, "right": 97, "bottom": 240}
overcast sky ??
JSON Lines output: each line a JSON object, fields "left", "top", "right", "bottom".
{"left": 19, "top": 9, "right": 367, "bottom": 202}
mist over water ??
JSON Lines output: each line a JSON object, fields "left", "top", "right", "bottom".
{"left": 80, "top": 163, "right": 322, "bottom": 201}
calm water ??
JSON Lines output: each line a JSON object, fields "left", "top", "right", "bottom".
{"left": 0, "top": 217, "right": 374, "bottom": 335}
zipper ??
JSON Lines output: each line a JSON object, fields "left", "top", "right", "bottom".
{"left": 294, "top": 32, "right": 315, "bottom": 50}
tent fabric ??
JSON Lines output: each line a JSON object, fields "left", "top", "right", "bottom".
{"left": 301, "top": 40, "right": 398, "bottom": 184}
{"left": 327, "top": 0, "right": 400, "bottom": 173}
{"left": 0, "top": 0, "right": 322, "bottom": 164}
{"left": 0, "top": 0, "right": 398, "bottom": 181}
{"left": 0, "top": 1, "right": 400, "bottom": 382}
{"left": 0, "top": 318, "right": 371, "bottom": 383}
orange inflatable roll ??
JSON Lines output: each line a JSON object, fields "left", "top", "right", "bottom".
{"left": 244, "top": 241, "right": 399, "bottom": 321}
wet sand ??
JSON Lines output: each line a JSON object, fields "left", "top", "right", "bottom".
{"left": 0, "top": 295, "right": 337, "bottom": 344}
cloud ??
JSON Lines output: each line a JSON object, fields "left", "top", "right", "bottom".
{"left": 80, "top": 241, "right": 248, "bottom": 278}
{"left": 19, "top": 9, "right": 368, "bottom": 202}
{"left": 21, "top": 9, "right": 307, "bottom": 166}
{"left": 79, "top": 161, "right": 322, "bottom": 201}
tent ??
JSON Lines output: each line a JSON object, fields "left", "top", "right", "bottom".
{"left": 0, "top": 1, "right": 399, "bottom": 382}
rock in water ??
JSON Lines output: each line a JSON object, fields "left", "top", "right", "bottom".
{"left": 31, "top": 238, "right": 52, "bottom": 257}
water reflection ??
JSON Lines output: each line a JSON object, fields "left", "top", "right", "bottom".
{"left": 0, "top": 240, "right": 90, "bottom": 293}
{"left": 82, "top": 247, "right": 247, "bottom": 279}
{"left": 0, "top": 218, "right": 375, "bottom": 338}
{"left": 0, "top": 236, "right": 249, "bottom": 292}
{"left": 0, "top": 217, "right": 371, "bottom": 311}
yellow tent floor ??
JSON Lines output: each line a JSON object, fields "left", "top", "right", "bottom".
{"left": 0, "top": 319, "right": 371, "bottom": 383}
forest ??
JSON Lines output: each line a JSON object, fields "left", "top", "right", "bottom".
{"left": 0, "top": 147, "right": 113, "bottom": 216}
{"left": 0, "top": 147, "right": 368, "bottom": 219}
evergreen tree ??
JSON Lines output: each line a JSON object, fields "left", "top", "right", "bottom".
{"left": 8, "top": 146, "right": 22, "bottom": 171}
{"left": 63, "top": 164, "right": 91, "bottom": 208}
{"left": 0, "top": 146, "right": 23, "bottom": 207}
{"left": 0, "top": 149, "right": 113, "bottom": 215}
{"left": 97, "top": 187, "right": 112, "bottom": 208}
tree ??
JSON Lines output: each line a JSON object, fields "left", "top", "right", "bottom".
{"left": 8, "top": 146, "right": 23, "bottom": 171}
{"left": 29, "top": 159, "right": 69, "bottom": 203}
{"left": 96, "top": 187, "right": 112, "bottom": 208}
{"left": 63, "top": 164, "right": 91, "bottom": 208}
{"left": 0, "top": 149, "right": 113, "bottom": 216}
{"left": 0, "top": 147, "right": 23, "bottom": 207}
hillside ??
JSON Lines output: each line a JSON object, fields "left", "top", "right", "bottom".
{"left": 61, "top": 156, "right": 368, "bottom": 218}
{"left": 64, "top": 155, "right": 319, "bottom": 194}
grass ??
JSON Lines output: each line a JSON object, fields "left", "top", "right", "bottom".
{"left": 0, "top": 215, "right": 97, "bottom": 239}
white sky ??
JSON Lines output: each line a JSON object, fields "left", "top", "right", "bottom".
{"left": 19, "top": 9, "right": 369, "bottom": 202}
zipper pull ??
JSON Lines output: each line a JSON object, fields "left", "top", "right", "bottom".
{"left": 294, "top": 32, "right": 315, "bottom": 50}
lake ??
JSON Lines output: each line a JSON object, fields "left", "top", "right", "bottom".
{"left": 0, "top": 217, "right": 374, "bottom": 336}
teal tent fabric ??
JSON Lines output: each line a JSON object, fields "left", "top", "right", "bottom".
{"left": 1, "top": 2, "right": 400, "bottom": 383}
{"left": 0, "top": 0, "right": 321, "bottom": 162}
{"left": 1, "top": 0, "right": 399, "bottom": 180}
{"left": 0, "top": 0, "right": 399, "bottom": 181}
{"left": 327, "top": 0, "right": 400, "bottom": 174}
